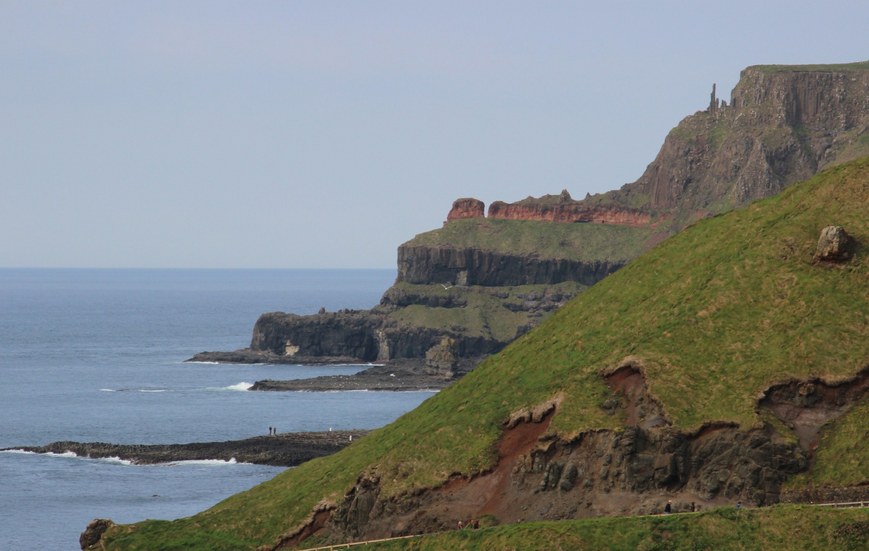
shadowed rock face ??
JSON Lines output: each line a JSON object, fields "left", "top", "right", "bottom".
{"left": 446, "top": 198, "right": 485, "bottom": 221}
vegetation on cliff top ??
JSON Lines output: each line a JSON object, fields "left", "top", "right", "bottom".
{"left": 405, "top": 218, "right": 654, "bottom": 262}
{"left": 386, "top": 280, "right": 586, "bottom": 343}
{"left": 750, "top": 60, "right": 869, "bottom": 73}
{"left": 95, "top": 156, "right": 868, "bottom": 550}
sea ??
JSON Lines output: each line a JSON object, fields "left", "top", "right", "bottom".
{"left": 0, "top": 268, "right": 436, "bottom": 550}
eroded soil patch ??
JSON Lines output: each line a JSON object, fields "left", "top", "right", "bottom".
{"left": 758, "top": 366, "right": 869, "bottom": 454}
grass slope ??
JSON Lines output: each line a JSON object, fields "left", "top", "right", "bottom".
{"left": 386, "top": 281, "right": 586, "bottom": 342}
{"left": 364, "top": 506, "right": 869, "bottom": 551}
{"left": 97, "top": 158, "right": 869, "bottom": 550}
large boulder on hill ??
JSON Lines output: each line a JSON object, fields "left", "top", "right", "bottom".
{"left": 814, "top": 225, "right": 855, "bottom": 263}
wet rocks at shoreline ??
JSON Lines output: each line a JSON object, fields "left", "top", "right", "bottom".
{"left": 5, "top": 431, "right": 369, "bottom": 467}
{"left": 251, "top": 360, "right": 461, "bottom": 391}
{"left": 187, "top": 352, "right": 477, "bottom": 392}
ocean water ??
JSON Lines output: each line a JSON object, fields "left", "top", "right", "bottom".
{"left": 0, "top": 269, "right": 435, "bottom": 550}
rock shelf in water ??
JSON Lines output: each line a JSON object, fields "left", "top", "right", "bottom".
{"left": 5, "top": 431, "right": 369, "bottom": 467}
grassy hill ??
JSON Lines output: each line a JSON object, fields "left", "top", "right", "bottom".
{"left": 90, "top": 157, "right": 868, "bottom": 550}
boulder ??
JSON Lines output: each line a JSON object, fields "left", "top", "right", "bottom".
{"left": 814, "top": 225, "right": 855, "bottom": 263}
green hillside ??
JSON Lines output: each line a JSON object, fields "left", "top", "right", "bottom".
{"left": 92, "top": 157, "right": 868, "bottom": 550}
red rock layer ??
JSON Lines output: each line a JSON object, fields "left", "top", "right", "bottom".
{"left": 446, "top": 198, "right": 485, "bottom": 221}
{"left": 487, "top": 201, "right": 651, "bottom": 226}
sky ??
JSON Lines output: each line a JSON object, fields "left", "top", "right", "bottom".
{"left": 2, "top": 1, "right": 867, "bottom": 269}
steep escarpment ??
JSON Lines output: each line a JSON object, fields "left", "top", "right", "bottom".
{"left": 594, "top": 61, "right": 869, "bottom": 224}
{"left": 396, "top": 244, "right": 624, "bottom": 286}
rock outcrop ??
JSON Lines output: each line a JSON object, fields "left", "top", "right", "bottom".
{"left": 395, "top": 245, "right": 624, "bottom": 287}
{"left": 446, "top": 198, "right": 485, "bottom": 221}
{"left": 598, "top": 62, "right": 869, "bottom": 222}
{"left": 814, "top": 225, "right": 855, "bottom": 263}
{"left": 487, "top": 189, "right": 652, "bottom": 226}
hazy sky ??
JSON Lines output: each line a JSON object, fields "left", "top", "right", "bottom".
{"left": 2, "top": 2, "right": 867, "bottom": 268}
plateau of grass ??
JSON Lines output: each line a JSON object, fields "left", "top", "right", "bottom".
{"left": 752, "top": 60, "right": 869, "bottom": 73}
{"left": 96, "top": 157, "right": 869, "bottom": 550}
{"left": 405, "top": 218, "right": 652, "bottom": 263}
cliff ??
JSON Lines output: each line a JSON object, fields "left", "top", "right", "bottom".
{"left": 192, "top": 61, "right": 869, "bottom": 371}
{"left": 486, "top": 189, "right": 652, "bottom": 226}
{"left": 594, "top": 61, "right": 869, "bottom": 225}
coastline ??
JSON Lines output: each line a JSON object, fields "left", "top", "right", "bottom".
{"left": 4, "top": 431, "right": 368, "bottom": 467}
{"left": 188, "top": 351, "right": 476, "bottom": 392}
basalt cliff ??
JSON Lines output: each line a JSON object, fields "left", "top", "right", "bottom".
{"left": 191, "top": 61, "right": 869, "bottom": 378}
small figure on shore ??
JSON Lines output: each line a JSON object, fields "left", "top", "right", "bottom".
{"left": 736, "top": 501, "right": 742, "bottom": 510}
{"left": 268, "top": 427, "right": 273, "bottom": 436}
{"left": 457, "top": 520, "right": 463, "bottom": 530}
{"left": 664, "top": 500, "right": 672, "bottom": 514}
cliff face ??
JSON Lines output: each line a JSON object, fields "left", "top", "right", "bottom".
{"left": 602, "top": 62, "right": 869, "bottom": 221}
{"left": 396, "top": 245, "right": 623, "bottom": 287}
{"left": 447, "top": 189, "right": 651, "bottom": 226}
{"left": 487, "top": 190, "right": 651, "bottom": 226}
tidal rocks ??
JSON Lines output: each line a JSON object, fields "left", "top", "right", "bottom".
{"left": 251, "top": 361, "right": 459, "bottom": 391}
{"left": 9, "top": 431, "right": 368, "bottom": 467}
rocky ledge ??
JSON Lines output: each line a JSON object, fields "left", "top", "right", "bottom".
{"left": 251, "top": 360, "right": 461, "bottom": 391}
{"left": 6, "top": 431, "right": 368, "bottom": 467}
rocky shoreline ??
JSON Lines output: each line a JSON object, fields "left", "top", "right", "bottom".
{"left": 188, "top": 352, "right": 475, "bottom": 392}
{"left": 251, "top": 360, "right": 460, "bottom": 391}
{"left": 5, "top": 431, "right": 368, "bottom": 467}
